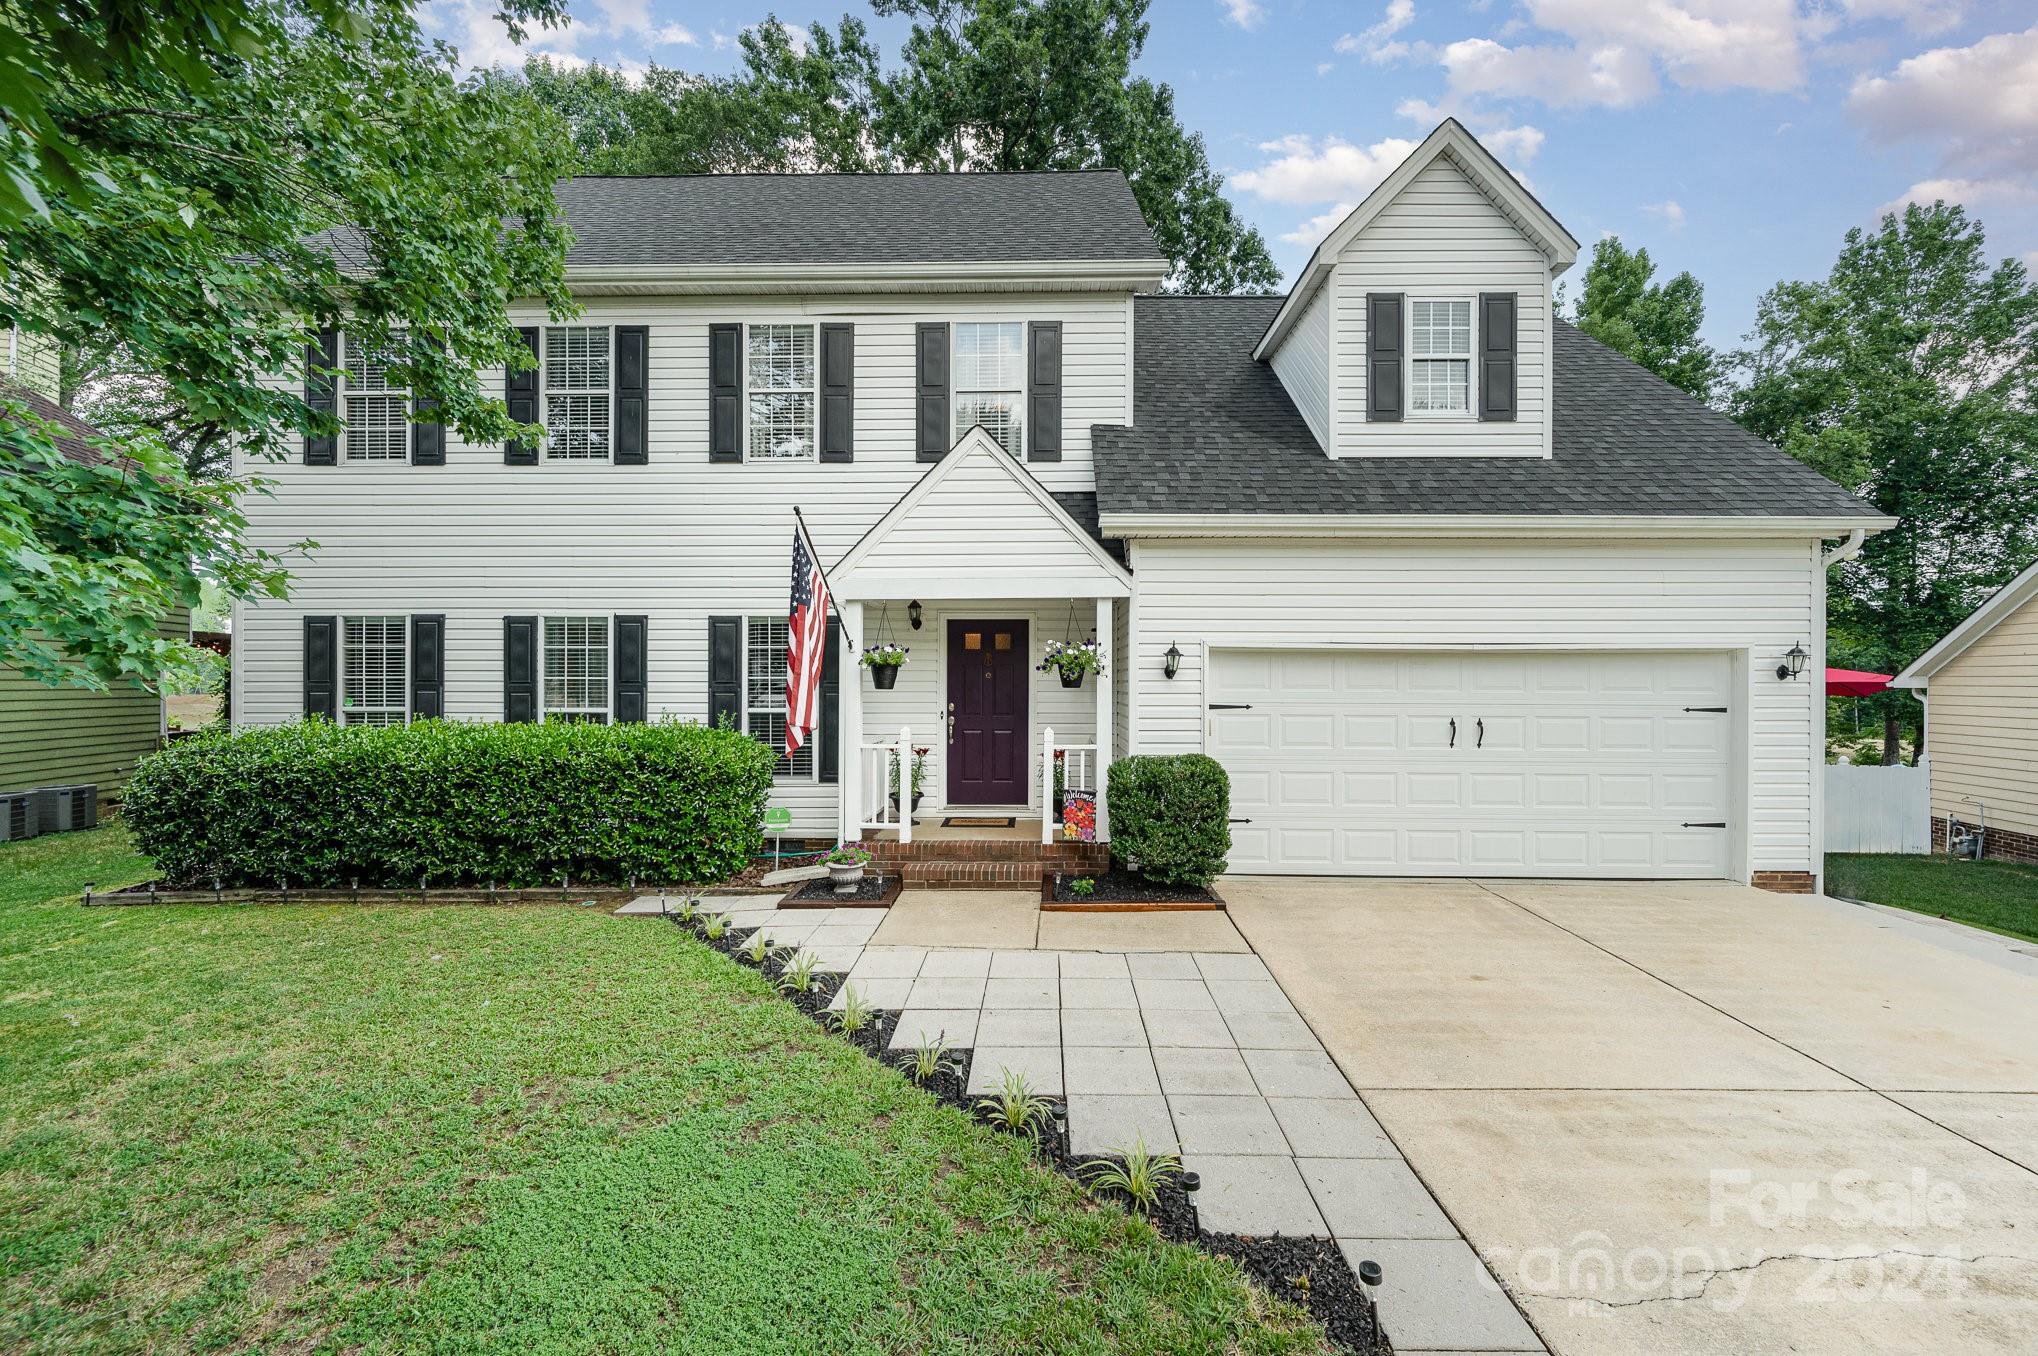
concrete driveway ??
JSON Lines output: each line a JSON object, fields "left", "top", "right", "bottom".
{"left": 1223, "top": 877, "right": 2038, "bottom": 1356}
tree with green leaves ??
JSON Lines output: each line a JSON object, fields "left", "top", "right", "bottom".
{"left": 1572, "top": 236, "right": 1717, "bottom": 401}
{"left": 2, "top": 0, "right": 577, "bottom": 690}
{"left": 507, "top": 0, "right": 1278, "bottom": 293}
{"left": 1733, "top": 202, "right": 2038, "bottom": 762}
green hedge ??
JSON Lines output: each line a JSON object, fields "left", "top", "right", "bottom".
{"left": 124, "top": 719, "right": 780, "bottom": 888}
{"left": 1106, "top": 754, "right": 1231, "bottom": 888}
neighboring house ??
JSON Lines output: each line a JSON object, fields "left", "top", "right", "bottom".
{"left": 236, "top": 120, "right": 1888, "bottom": 890}
{"left": 0, "top": 375, "right": 184, "bottom": 804}
{"left": 1893, "top": 559, "right": 2038, "bottom": 865}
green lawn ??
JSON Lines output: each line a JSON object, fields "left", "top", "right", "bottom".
{"left": 0, "top": 826, "right": 1327, "bottom": 1355}
{"left": 1826, "top": 852, "right": 2038, "bottom": 944}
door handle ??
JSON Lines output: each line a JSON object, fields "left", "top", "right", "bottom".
{"left": 947, "top": 701, "right": 956, "bottom": 746}
{"left": 1448, "top": 717, "right": 1456, "bottom": 748}
{"left": 1476, "top": 718, "right": 1484, "bottom": 749}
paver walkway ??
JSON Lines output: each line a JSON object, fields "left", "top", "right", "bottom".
{"left": 630, "top": 893, "right": 1541, "bottom": 1354}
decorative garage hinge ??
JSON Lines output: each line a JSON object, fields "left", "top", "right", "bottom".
{"left": 1682, "top": 706, "right": 1729, "bottom": 713}
{"left": 1681, "top": 822, "right": 1727, "bottom": 829}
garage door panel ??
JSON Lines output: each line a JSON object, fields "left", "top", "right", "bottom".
{"left": 1209, "top": 649, "right": 1734, "bottom": 879}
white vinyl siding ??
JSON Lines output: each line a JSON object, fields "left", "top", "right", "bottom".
{"left": 542, "top": 615, "right": 610, "bottom": 723}
{"left": 1408, "top": 299, "right": 1472, "bottom": 415}
{"left": 239, "top": 289, "right": 1130, "bottom": 834}
{"left": 953, "top": 321, "right": 1026, "bottom": 457}
{"left": 1328, "top": 154, "right": 1550, "bottom": 457}
{"left": 1129, "top": 536, "right": 1826, "bottom": 880}
{"left": 746, "top": 615, "right": 814, "bottom": 778}
{"left": 341, "top": 615, "right": 407, "bottom": 726}
{"left": 543, "top": 326, "right": 612, "bottom": 460}
{"left": 1268, "top": 281, "right": 1330, "bottom": 450}
{"left": 1920, "top": 594, "right": 2038, "bottom": 840}
{"left": 746, "top": 323, "right": 817, "bottom": 461}
{"left": 343, "top": 334, "right": 409, "bottom": 462}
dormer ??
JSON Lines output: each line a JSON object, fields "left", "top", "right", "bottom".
{"left": 1256, "top": 120, "right": 1578, "bottom": 459}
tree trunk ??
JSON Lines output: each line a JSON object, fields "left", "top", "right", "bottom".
{"left": 1882, "top": 711, "right": 1902, "bottom": 765}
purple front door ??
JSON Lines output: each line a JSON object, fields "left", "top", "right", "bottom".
{"left": 947, "top": 619, "right": 1029, "bottom": 805}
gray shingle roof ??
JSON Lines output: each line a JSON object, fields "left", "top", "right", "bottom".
{"left": 555, "top": 172, "right": 1163, "bottom": 267}
{"left": 1094, "top": 295, "right": 1879, "bottom": 520}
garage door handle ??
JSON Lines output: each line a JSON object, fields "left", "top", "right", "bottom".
{"left": 1681, "top": 822, "right": 1727, "bottom": 829}
{"left": 1475, "top": 718, "right": 1484, "bottom": 749}
{"left": 1229, "top": 817, "right": 1253, "bottom": 824}
{"left": 1448, "top": 717, "right": 1456, "bottom": 748}
{"left": 1683, "top": 706, "right": 1728, "bottom": 713}
{"left": 1208, "top": 703, "right": 1253, "bottom": 710}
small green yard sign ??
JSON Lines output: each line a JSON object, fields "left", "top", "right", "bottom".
{"left": 763, "top": 807, "right": 793, "bottom": 833}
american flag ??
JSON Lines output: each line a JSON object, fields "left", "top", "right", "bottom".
{"left": 784, "top": 521, "right": 832, "bottom": 760}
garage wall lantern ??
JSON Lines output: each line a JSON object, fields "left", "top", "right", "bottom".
{"left": 1777, "top": 643, "right": 1807, "bottom": 682}
{"left": 907, "top": 600, "right": 923, "bottom": 631}
{"left": 1163, "top": 642, "right": 1183, "bottom": 680}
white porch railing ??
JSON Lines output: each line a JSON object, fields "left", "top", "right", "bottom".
{"left": 857, "top": 726, "right": 914, "bottom": 843}
{"left": 1042, "top": 726, "right": 1101, "bottom": 845}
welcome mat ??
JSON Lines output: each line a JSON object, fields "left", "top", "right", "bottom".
{"left": 942, "top": 816, "right": 1016, "bottom": 828}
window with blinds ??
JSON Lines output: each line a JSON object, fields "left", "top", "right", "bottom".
{"left": 745, "top": 324, "right": 817, "bottom": 460}
{"left": 745, "top": 615, "right": 813, "bottom": 777}
{"left": 1409, "top": 300, "right": 1473, "bottom": 414}
{"left": 953, "top": 321, "right": 1025, "bottom": 457}
{"left": 341, "top": 615, "right": 408, "bottom": 725}
{"left": 343, "top": 333, "right": 411, "bottom": 461}
{"left": 544, "top": 326, "right": 612, "bottom": 459}
{"left": 542, "top": 615, "right": 610, "bottom": 722}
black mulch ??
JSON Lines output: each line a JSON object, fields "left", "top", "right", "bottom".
{"left": 888, "top": 1048, "right": 976, "bottom": 1110}
{"left": 1048, "top": 867, "right": 1222, "bottom": 906}
{"left": 1072, "top": 1157, "right": 1201, "bottom": 1243}
{"left": 1201, "top": 1234, "right": 1384, "bottom": 1354}
{"left": 789, "top": 874, "right": 899, "bottom": 904}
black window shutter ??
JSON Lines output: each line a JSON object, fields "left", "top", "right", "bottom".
{"left": 410, "top": 614, "right": 445, "bottom": 719}
{"left": 304, "top": 615, "right": 337, "bottom": 719}
{"left": 916, "top": 321, "right": 950, "bottom": 462}
{"left": 819, "top": 323, "right": 854, "bottom": 463}
{"left": 305, "top": 329, "right": 339, "bottom": 465}
{"left": 1367, "top": 293, "right": 1404, "bottom": 423}
{"left": 615, "top": 325, "right": 649, "bottom": 464}
{"left": 411, "top": 336, "right": 445, "bottom": 466}
{"left": 708, "top": 323, "right": 741, "bottom": 462}
{"left": 1027, "top": 321, "right": 1062, "bottom": 462}
{"left": 504, "top": 327, "right": 541, "bottom": 465}
{"left": 1478, "top": 292, "right": 1518, "bottom": 422}
{"left": 614, "top": 614, "right": 648, "bottom": 722}
{"left": 708, "top": 616, "right": 742, "bottom": 729}
{"left": 818, "top": 617, "right": 841, "bottom": 784}
{"left": 503, "top": 615, "right": 538, "bottom": 722}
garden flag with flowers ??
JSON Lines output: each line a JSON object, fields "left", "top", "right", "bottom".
{"left": 784, "top": 520, "right": 832, "bottom": 761}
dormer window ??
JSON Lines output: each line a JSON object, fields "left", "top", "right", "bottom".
{"left": 1409, "top": 300, "right": 1473, "bottom": 415}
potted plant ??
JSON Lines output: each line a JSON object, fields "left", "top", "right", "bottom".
{"left": 861, "top": 642, "right": 909, "bottom": 690}
{"left": 1040, "top": 638, "right": 1103, "bottom": 690}
{"left": 889, "top": 746, "right": 930, "bottom": 814}
{"left": 826, "top": 843, "right": 873, "bottom": 896}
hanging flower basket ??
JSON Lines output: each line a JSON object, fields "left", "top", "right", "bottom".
{"left": 861, "top": 641, "right": 909, "bottom": 689}
{"left": 1040, "top": 638, "right": 1104, "bottom": 691}
{"left": 872, "top": 666, "right": 899, "bottom": 690}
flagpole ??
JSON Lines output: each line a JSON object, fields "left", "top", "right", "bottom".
{"left": 791, "top": 506, "right": 857, "bottom": 650}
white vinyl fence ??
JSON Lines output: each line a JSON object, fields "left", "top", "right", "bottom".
{"left": 1825, "top": 759, "right": 1932, "bottom": 854}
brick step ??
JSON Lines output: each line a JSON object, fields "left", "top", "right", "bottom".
{"left": 863, "top": 837, "right": 1107, "bottom": 867}
{"left": 897, "top": 860, "right": 1046, "bottom": 888}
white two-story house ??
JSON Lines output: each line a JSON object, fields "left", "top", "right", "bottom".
{"left": 235, "top": 120, "right": 1889, "bottom": 892}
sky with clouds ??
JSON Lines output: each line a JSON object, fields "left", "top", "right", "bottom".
{"left": 423, "top": 0, "right": 2038, "bottom": 349}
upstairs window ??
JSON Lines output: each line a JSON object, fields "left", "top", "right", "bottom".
{"left": 544, "top": 326, "right": 612, "bottom": 459}
{"left": 542, "top": 615, "right": 610, "bottom": 722}
{"left": 953, "top": 321, "right": 1025, "bottom": 456}
{"left": 746, "top": 324, "right": 817, "bottom": 460}
{"left": 1409, "top": 300, "right": 1472, "bottom": 415}
{"left": 745, "top": 615, "right": 815, "bottom": 778}
{"left": 341, "top": 615, "right": 407, "bottom": 725}
{"left": 343, "top": 333, "right": 410, "bottom": 461}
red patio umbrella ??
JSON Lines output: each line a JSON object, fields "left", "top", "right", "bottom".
{"left": 1826, "top": 668, "right": 1892, "bottom": 697}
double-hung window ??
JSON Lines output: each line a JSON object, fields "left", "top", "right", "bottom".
{"left": 952, "top": 321, "right": 1026, "bottom": 457}
{"left": 744, "top": 616, "right": 814, "bottom": 778}
{"left": 340, "top": 615, "right": 408, "bottom": 725}
{"left": 745, "top": 323, "right": 817, "bottom": 460}
{"left": 343, "top": 333, "right": 410, "bottom": 461}
{"left": 1408, "top": 300, "right": 1473, "bottom": 415}
{"left": 542, "top": 615, "right": 610, "bottom": 722}
{"left": 544, "top": 326, "right": 612, "bottom": 459}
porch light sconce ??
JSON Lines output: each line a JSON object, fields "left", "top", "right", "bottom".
{"left": 1777, "top": 643, "right": 1808, "bottom": 682}
{"left": 1163, "top": 642, "right": 1183, "bottom": 680}
{"left": 907, "top": 600, "right": 923, "bottom": 631}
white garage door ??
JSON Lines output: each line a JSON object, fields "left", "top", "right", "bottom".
{"left": 1210, "top": 650, "right": 1734, "bottom": 878}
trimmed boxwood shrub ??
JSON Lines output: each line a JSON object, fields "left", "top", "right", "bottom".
{"left": 1105, "top": 754, "right": 1231, "bottom": 888}
{"left": 124, "top": 718, "right": 780, "bottom": 888}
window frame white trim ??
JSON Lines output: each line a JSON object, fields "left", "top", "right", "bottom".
{"left": 1405, "top": 296, "right": 1476, "bottom": 421}
{"left": 340, "top": 330, "right": 413, "bottom": 463}
{"left": 951, "top": 319, "right": 1029, "bottom": 458}
{"left": 540, "top": 324, "right": 615, "bottom": 463}
{"left": 338, "top": 613, "right": 410, "bottom": 727}
{"left": 742, "top": 614, "right": 819, "bottom": 781}
{"left": 740, "top": 321, "right": 820, "bottom": 463}
{"left": 538, "top": 613, "right": 614, "bottom": 724}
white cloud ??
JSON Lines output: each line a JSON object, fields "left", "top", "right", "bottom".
{"left": 1281, "top": 205, "right": 1357, "bottom": 248}
{"left": 1849, "top": 26, "right": 2038, "bottom": 174}
{"left": 1441, "top": 36, "right": 1660, "bottom": 107}
{"left": 1316, "top": 61, "right": 1335, "bottom": 76}
{"left": 427, "top": 0, "right": 584, "bottom": 70}
{"left": 1482, "top": 123, "right": 1547, "bottom": 162}
{"left": 1640, "top": 198, "right": 1686, "bottom": 228}
{"left": 592, "top": 0, "right": 650, "bottom": 36}
{"left": 1879, "top": 177, "right": 2038, "bottom": 216}
{"left": 1232, "top": 134, "right": 1421, "bottom": 206}
{"left": 1335, "top": 0, "right": 1416, "bottom": 64}
{"left": 654, "top": 23, "right": 696, "bottom": 46}
{"left": 1221, "top": 0, "right": 1267, "bottom": 30}
{"left": 1841, "top": 0, "right": 1967, "bottom": 35}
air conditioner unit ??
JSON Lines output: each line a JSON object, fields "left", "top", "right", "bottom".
{"left": 30, "top": 785, "right": 98, "bottom": 834}
{"left": 0, "top": 791, "right": 37, "bottom": 842}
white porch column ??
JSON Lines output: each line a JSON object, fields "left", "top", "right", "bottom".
{"left": 896, "top": 726, "right": 913, "bottom": 844}
{"left": 839, "top": 601, "right": 863, "bottom": 844}
{"left": 1094, "top": 596, "right": 1113, "bottom": 843}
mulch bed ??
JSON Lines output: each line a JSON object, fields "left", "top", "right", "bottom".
{"left": 786, "top": 874, "right": 902, "bottom": 907}
{"left": 1045, "top": 868, "right": 1223, "bottom": 908}
{"left": 1201, "top": 1234, "right": 1384, "bottom": 1354}
{"left": 1072, "top": 1157, "right": 1201, "bottom": 1244}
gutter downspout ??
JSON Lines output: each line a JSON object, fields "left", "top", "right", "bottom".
{"left": 1821, "top": 528, "right": 1866, "bottom": 569}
